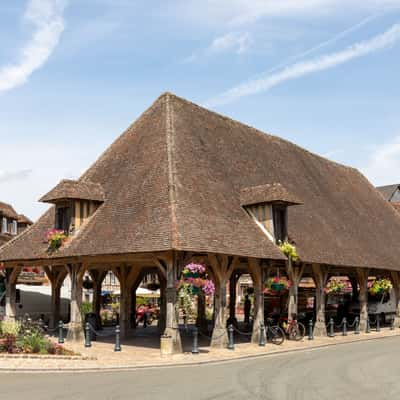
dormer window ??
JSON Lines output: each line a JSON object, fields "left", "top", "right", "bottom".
{"left": 240, "top": 183, "right": 302, "bottom": 244}
{"left": 40, "top": 179, "right": 104, "bottom": 235}
{"left": 1, "top": 217, "right": 7, "bottom": 234}
{"left": 272, "top": 205, "right": 287, "bottom": 243}
{"left": 56, "top": 205, "right": 72, "bottom": 233}
{"left": 11, "top": 220, "right": 18, "bottom": 235}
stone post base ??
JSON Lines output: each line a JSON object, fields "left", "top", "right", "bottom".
{"left": 161, "top": 328, "right": 182, "bottom": 355}
{"left": 211, "top": 327, "right": 228, "bottom": 348}
{"left": 359, "top": 318, "right": 368, "bottom": 332}
{"left": 394, "top": 316, "right": 400, "bottom": 328}
{"left": 66, "top": 322, "right": 84, "bottom": 343}
{"left": 313, "top": 321, "right": 327, "bottom": 337}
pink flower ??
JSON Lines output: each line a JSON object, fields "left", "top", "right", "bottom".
{"left": 202, "top": 280, "right": 215, "bottom": 296}
{"left": 186, "top": 263, "right": 206, "bottom": 274}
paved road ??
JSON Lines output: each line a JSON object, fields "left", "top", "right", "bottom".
{"left": 1, "top": 336, "right": 399, "bottom": 400}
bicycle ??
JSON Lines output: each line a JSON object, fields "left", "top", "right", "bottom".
{"left": 280, "top": 316, "right": 305, "bottom": 341}
{"left": 265, "top": 318, "right": 285, "bottom": 345}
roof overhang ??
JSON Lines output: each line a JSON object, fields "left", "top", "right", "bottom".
{"left": 240, "top": 183, "right": 302, "bottom": 207}
{"left": 40, "top": 179, "right": 105, "bottom": 204}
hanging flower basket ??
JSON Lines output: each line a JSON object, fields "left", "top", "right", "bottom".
{"left": 278, "top": 241, "right": 299, "bottom": 262}
{"left": 369, "top": 278, "right": 393, "bottom": 296}
{"left": 264, "top": 277, "right": 289, "bottom": 294}
{"left": 325, "top": 278, "right": 346, "bottom": 295}
{"left": 45, "top": 229, "right": 68, "bottom": 254}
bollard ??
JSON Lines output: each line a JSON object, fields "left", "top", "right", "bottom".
{"left": 328, "top": 318, "right": 335, "bottom": 337}
{"left": 366, "top": 317, "right": 371, "bottom": 333}
{"left": 308, "top": 320, "right": 314, "bottom": 340}
{"left": 192, "top": 327, "right": 199, "bottom": 354}
{"left": 227, "top": 324, "right": 234, "bottom": 350}
{"left": 58, "top": 320, "right": 64, "bottom": 344}
{"left": 354, "top": 317, "right": 360, "bottom": 335}
{"left": 259, "top": 321, "right": 266, "bottom": 347}
{"left": 391, "top": 317, "right": 395, "bottom": 330}
{"left": 85, "top": 322, "right": 91, "bottom": 348}
{"left": 342, "top": 318, "right": 347, "bottom": 336}
{"left": 376, "top": 315, "right": 380, "bottom": 332}
{"left": 114, "top": 325, "right": 121, "bottom": 352}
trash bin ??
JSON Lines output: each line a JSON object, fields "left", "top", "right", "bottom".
{"left": 85, "top": 313, "right": 97, "bottom": 341}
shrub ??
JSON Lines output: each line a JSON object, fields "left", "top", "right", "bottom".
{"left": 22, "top": 331, "right": 48, "bottom": 354}
{"left": 0, "top": 319, "right": 21, "bottom": 337}
{"left": 81, "top": 301, "right": 93, "bottom": 319}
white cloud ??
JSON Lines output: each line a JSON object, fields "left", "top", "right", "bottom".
{"left": 176, "top": 0, "right": 400, "bottom": 27}
{"left": 0, "top": 0, "right": 66, "bottom": 93}
{"left": 361, "top": 136, "right": 400, "bottom": 185}
{"left": 0, "top": 169, "right": 32, "bottom": 183}
{"left": 209, "top": 32, "right": 252, "bottom": 54}
{"left": 184, "top": 32, "right": 251, "bottom": 63}
{"left": 206, "top": 23, "right": 400, "bottom": 107}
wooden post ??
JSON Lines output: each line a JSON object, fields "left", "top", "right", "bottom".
{"left": 357, "top": 268, "right": 369, "bottom": 331}
{"left": 228, "top": 273, "right": 238, "bottom": 325}
{"left": 312, "top": 264, "right": 329, "bottom": 336}
{"left": 4, "top": 268, "right": 20, "bottom": 320}
{"left": 249, "top": 259, "right": 265, "bottom": 344}
{"left": 286, "top": 259, "right": 304, "bottom": 322}
{"left": 44, "top": 266, "right": 67, "bottom": 329}
{"left": 391, "top": 271, "right": 400, "bottom": 328}
{"left": 162, "top": 253, "right": 182, "bottom": 354}
{"left": 208, "top": 254, "right": 238, "bottom": 348}
{"left": 66, "top": 264, "right": 85, "bottom": 342}
{"left": 89, "top": 270, "right": 106, "bottom": 325}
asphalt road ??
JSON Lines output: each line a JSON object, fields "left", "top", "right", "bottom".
{"left": 1, "top": 336, "right": 399, "bottom": 400}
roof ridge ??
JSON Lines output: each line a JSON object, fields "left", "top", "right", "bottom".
{"left": 166, "top": 92, "right": 356, "bottom": 172}
{"left": 165, "top": 93, "right": 179, "bottom": 248}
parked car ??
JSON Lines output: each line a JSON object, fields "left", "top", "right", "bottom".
{"left": 348, "top": 289, "right": 396, "bottom": 323}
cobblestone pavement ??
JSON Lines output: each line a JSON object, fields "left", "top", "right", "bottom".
{"left": 0, "top": 326, "right": 399, "bottom": 371}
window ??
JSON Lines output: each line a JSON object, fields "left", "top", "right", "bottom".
{"left": 1, "top": 217, "right": 7, "bottom": 234}
{"left": 56, "top": 206, "right": 71, "bottom": 233}
{"left": 11, "top": 220, "right": 18, "bottom": 235}
{"left": 272, "top": 205, "right": 287, "bottom": 243}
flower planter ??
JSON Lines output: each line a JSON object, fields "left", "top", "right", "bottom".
{"left": 271, "top": 283, "right": 285, "bottom": 291}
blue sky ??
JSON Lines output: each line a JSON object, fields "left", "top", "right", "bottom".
{"left": 1, "top": 0, "right": 400, "bottom": 220}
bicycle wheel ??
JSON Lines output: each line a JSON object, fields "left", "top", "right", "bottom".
{"left": 289, "top": 321, "right": 305, "bottom": 341}
{"left": 269, "top": 325, "right": 285, "bottom": 345}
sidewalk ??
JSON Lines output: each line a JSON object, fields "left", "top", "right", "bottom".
{"left": 0, "top": 327, "right": 399, "bottom": 372}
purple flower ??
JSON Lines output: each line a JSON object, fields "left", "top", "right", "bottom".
{"left": 186, "top": 263, "right": 206, "bottom": 274}
{"left": 202, "top": 279, "right": 215, "bottom": 296}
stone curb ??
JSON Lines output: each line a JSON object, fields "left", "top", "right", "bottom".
{"left": 0, "top": 333, "right": 398, "bottom": 374}
{"left": 0, "top": 354, "right": 96, "bottom": 361}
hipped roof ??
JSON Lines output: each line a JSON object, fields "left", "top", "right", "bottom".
{"left": 2, "top": 93, "right": 400, "bottom": 270}
{"left": 0, "top": 202, "right": 19, "bottom": 219}
{"left": 40, "top": 179, "right": 105, "bottom": 203}
{"left": 240, "top": 183, "right": 302, "bottom": 206}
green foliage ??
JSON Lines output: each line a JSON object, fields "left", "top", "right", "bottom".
{"left": 369, "top": 278, "right": 393, "bottom": 296}
{"left": 177, "top": 283, "right": 196, "bottom": 321}
{"left": 0, "top": 319, "right": 21, "bottom": 336}
{"left": 279, "top": 241, "right": 299, "bottom": 261}
{"left": 136, "top": 296, "right": 148, "bottom": 306}
{"left": 81, "top": 301, "right": 93, "bottom": 318}
{"left": 22, "top": 331, "right": 48, "bottom": 354}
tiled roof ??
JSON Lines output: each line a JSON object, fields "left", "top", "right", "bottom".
{"left": 240, "top": 183, "right": 302, "bottom": 206}
{"left": 0, "top": 202, "right": 18, "bottom": 219}
{"left": 2, "top": 93, "right": 400, "bottom": 270}
{"left": 40, "top": 179, "right": 105, "bottom": 203}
